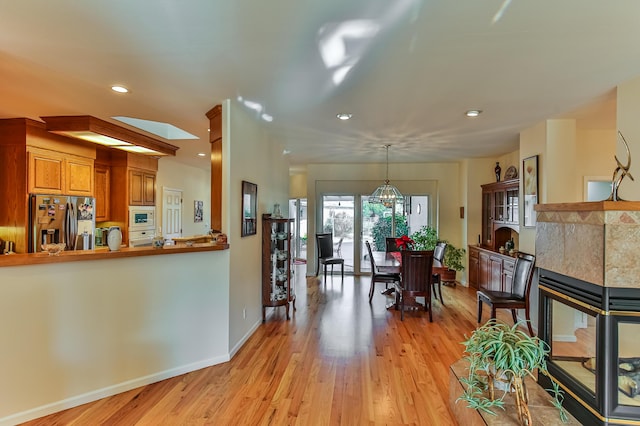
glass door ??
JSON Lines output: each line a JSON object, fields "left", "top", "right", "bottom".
{"left": 321, "top": 195, "right": 355, "bottom": 273}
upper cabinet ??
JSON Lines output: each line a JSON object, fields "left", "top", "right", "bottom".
{"left": 27, "top": 147, "right": 94, "bottom": 196}
{"left": 94, "top": 164, "right": 110, "bottom": 221}
{"left": 129, "top": 169, "right": 156, "bottom": 206}
{"left": 481, "top": 179, "right": 519, "bottom": 251}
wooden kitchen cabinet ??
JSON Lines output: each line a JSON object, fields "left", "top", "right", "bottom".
{"left": 94, "top": 164, "right": 110, "bottom": 221}
{"left": 27, "top": 147, "right": 93, "bottom": 196}
{"left": 468, "top": 246, "right": 479, "bottom": 289}
{"left": 28, "top": 148, "right": 64, "bottom": 194}
{"left": 129, "top": 169, "right": 156, "bottom": 206}
{"left": 65, "top": 155, "right": 93, "bottom": 195}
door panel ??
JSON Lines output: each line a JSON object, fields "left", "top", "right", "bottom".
{"left": 163, "top": 188, "right": 182, "bottom": 240}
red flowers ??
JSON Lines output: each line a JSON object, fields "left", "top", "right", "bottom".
{"left": 395, "top": 235, "right": 414, "bottom": 250}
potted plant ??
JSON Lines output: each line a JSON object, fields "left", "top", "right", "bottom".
{"left": 457, "top": 319, "right": 567, "bottom": 425}
{"left": 409, "top": 226, "right": 465, "bottom": 281}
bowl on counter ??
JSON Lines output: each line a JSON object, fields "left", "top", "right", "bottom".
{"left": 42, "top": 243, "right": 66, "bottom": 256}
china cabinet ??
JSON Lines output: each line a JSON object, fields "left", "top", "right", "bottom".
{"left": 262, "top": 214, "right": 296, "bottom": 321}
{"left": 481, "top": 178, "right": 519, "bottom": 251}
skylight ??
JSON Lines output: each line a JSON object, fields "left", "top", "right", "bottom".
{"left": 112, "top": 116, "right": 199, "bottom": 140}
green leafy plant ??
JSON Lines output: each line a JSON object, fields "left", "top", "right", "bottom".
{"left": 409, "top": 226, "right": 465, "bottom": 271}
{"left": 371, "top": 214, "right": 408, "bottom": 251}
{"left": 457, "top": 319, "right": 567, "bottom": 425}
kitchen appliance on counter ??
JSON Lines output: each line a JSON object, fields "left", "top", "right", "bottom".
{"left": 128, "top": 206, "right": 156, "bottom": 247}
{"left": 29, "top": 194, "right": 96, "bottom": 253}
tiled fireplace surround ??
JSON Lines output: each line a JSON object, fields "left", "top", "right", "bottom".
{"left": 536, "top": 201, "right": 640, "bottom": 426}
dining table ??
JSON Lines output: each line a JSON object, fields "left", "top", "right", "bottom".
{"left": 370, "top": 250, "right": 447, "bottom": 310}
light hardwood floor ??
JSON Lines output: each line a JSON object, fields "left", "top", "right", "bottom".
{"left": 22, "top": 266, "right": 511, "bottom": 425}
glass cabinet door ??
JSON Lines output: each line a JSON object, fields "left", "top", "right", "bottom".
{"left": 493, "top": 190, "right": 505, "bottom": 222}
{"left": 482, "top": 191, "right": 492, "bottom": 246}
{"left": 506, "top": 188, "right": 519, "bottom": 223}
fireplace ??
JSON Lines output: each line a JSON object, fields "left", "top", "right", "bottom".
{"left": 535, "top": 202, "right": 640, "bottom": 426}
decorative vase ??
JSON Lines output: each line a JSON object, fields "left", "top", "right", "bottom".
{"left": 107, "top": 226, "right": 122, "bottom": 252}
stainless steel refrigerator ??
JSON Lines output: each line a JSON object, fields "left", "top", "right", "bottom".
{"left": 29, "top": 194, "right": 96, "bottom": 253}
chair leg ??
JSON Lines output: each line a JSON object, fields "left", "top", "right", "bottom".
{"left": 428, "top": 287, "right": 433, "bottom": 322}
{"left": 324, "top": 264, "right": 327, "bottom": 284}
{"left": 436, "top": 281, "right": 445, "bottom": 306}
{"left": 368, "top": 276, "right": 375, "bottom": 303}
{"left": 511, "top": 309, "right": 518, "bottom": 324}
{"left": 341, "top": 263, "right": 344, "bottom": 280}
{"left": 525, "top": 308, "right": 534, "bottom": 336}
{"left": 315, "top": 259, "right": 320, "bottom": 276}
{"left": 401, "top": 292, "right": 405, "bottom": 320}
{"left": 490, "top": 306, "right": 497, "bottom": 320}
{"left": 477, "top": 300, "right": 483, "bottom": 323}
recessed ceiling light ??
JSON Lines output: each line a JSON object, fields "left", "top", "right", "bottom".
{"left": 111, "top": 85, "right": 129, "bottom": 93}
{"left": 337, "top": 113, "right": 352, "bottom": 120}
{"left": 465, "top": 109, "right": 482, "bottom": 117}
{"left": 197, "top": 153, "right": 207, "bottom": 157}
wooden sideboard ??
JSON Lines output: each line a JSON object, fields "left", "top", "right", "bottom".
{"left": 468, "top": 245, "right": 515, "bottom": 291}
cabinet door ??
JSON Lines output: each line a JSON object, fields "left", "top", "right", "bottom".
{"left": 129, "top": 170, "right": 144, "bottom": 205}
{"left": 481, "top": 190, "right": 492, "bottom": 246}
{"left": 143, "top": 173, "right": 156, "bottom": 205}
{"left": 489, "top": 255, "right": 503, "bottom": 291}
{"left": 95, "top": 165, "right": 110, "bottom": 221}
{"left": 478, "top": 251, "right": 491, "bottom": 290}
{"left": 469, "top": 255, "right": 479, "bottom": 289}
{"left": 66, "top": 156, "right": 94, "bottom": 196}
{"left": 502, "top": 258, "right": 515, "bottom": 292}
{"left": 493, "top": 189, "right": 506, "bottom": 222}
{"left": 28, "top": 149, "right": 64, "bottom": 194}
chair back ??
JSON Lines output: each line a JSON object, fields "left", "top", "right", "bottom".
{"left": 511, "top": 252, "right": 536, "bottom": 298}
{"left": 400, "top": 250, "right": 434, "bottom": 293}
{"left": 365, "top": 241, "right": 377, "bottom": 270}
{"left": 385, "top": 237, "right": 399, "bottom": 252}
{"left": 433, "top": 242, "right": 447, "bottom": 264}
{"left": 316, "top": 233, "right": 335, "bottom": 259}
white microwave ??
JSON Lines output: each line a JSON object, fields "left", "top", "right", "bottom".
{"left": 129, "top": 206, "right": 156, "bottom": 231}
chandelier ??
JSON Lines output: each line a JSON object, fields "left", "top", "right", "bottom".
{"left": 370, "top": 144, "right": 403, "bottom": 207}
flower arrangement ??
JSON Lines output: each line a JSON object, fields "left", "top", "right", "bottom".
{"left": 395, "top": 235, "right": 414, "bottom": 250}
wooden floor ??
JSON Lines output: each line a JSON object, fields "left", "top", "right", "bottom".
{"left": 22, "top": 267, "right": 512, "bottom": 426}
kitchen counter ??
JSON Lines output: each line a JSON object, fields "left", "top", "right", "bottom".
{"left": 0, "top": 241, "right": 229, "bottom": 268}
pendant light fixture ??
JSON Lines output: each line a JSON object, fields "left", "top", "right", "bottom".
{"left": 370, "top": 144, "right": 403, "bottom": 207}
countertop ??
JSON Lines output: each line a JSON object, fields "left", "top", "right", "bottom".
{"left": 0, "top": 242, "right": 230, "bottom": 268}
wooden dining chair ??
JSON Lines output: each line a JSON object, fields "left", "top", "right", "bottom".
{"left": 477, "top": 252, "right": 536, "bottom": 336}
{"left": 315, "top": 233, "right": 344, "bottom": 283}
{"left": 385, "top": 237, "right": 400, "bottom": 252}
{"left": 396, "top": 250, "right": 434, "bottom": 321}
{"left": 365, "top": 241, "right": 400, "bottom": 303}
{"left": 431, "top": 242, "right": 447, "bottom": 305}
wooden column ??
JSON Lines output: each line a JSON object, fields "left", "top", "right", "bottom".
{"left": 206, "top": 105, "right": 223, "bottom": 232}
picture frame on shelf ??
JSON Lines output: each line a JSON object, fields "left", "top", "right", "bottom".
{"left": 242, "top": 180, "right": 258, "bottom": 237}
{"left": 522, "top": 155, "right": 538, "bottom": 227}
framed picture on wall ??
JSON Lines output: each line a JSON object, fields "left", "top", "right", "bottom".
{"left": 194, "top": 200, "right": 203, "bottom": 222}
{"left": 522, "top": 155, "right": 538, "bottom": 227}
{"left": 242, "top": 181, "right": 257, "bottom": 237}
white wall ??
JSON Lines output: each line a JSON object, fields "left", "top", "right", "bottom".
{"left": 157, "top": 158, "right": 212, "bottom": 237}
{"left": 305, "top": 162, "right": 463, "bottom": 278}
{"left": 0, "top": 251, "right": 230, "bottom": 425}
{"left": 226, "top": 100, "right": 290, "bottom": 351}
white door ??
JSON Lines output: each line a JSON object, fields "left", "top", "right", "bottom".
{"left": 163, "top": 188, "right": 182, "bottom": 240}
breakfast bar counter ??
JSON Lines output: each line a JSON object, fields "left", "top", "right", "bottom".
{"left": 0, "top": 242, "right": 229, "bottom": 268}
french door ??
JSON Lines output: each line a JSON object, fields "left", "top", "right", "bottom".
{"left": 320, "top": 194, "right": 429, "bottom": 274}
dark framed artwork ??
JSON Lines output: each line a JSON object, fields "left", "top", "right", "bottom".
{"left": 522, "top": 155, "right": 538, "bottom": 227}
{"left": 241, "top": 181, "right": 257, "bottom": 237}
{"left": 194, "top": 200, "right": 203, "bottom": 223}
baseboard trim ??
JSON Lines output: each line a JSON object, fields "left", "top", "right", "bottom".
{"left": 230, "top": 319, "right": 261, "bottom": 358}
{"left": 1, "top": 355, "right": 230, "bottom": 426}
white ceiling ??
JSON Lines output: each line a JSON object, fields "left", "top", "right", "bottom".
{"left": 0, "top": 0, "right": 637, "bottom": 168}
